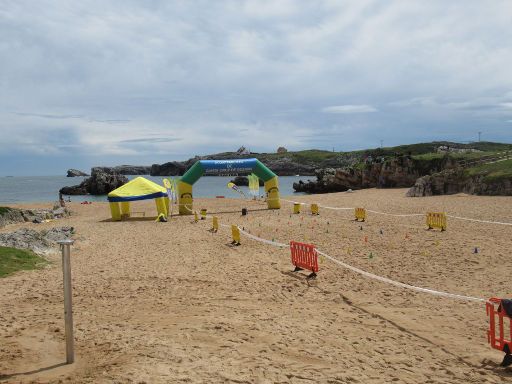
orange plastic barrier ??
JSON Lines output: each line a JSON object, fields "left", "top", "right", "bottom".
{"left": 290, "top": 241, "right": 318, "bottom": 279}
{"left": 487, "top": 298, "right": 512, "bottom": 355}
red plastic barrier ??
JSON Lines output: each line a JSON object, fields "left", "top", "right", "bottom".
{"left": 486, "top": 298, "right": 512, "bottom": 352}
{"left": 290, "top": 241, "right": 318, "bottom": 273}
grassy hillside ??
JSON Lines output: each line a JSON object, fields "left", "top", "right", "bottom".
{"left": 0, "top": 207, "right": 12, "bottom": 215}
{"left": 0, "top": 246, "right": 48, "bottom": 278}
{"left": 465, "top": 159, "right": 512, "bottom": 182}
{"left": 252, "top": 141, "right": 511, "bottom": 164}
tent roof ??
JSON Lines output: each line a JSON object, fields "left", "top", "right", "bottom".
{"left": 107, "top": 177, "right": 167, "bottom": 202}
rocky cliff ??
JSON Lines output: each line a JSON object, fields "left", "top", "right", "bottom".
{"left": 67, "top": 169, "right": 89, "bottom": 177}
{"left": 0, "top": 206, "right": 70, "bottom": 227}
{"left": 60, "top": 168, "right": 128, "bottom": 195}
{"left": 407, "top": 169, "right": 512, "bottom": 196}
{"left": 93, "top": 165, "right": 152, "bottom": 175}
{"left": 293, "top": 155, "right": 458, "bottom": 193}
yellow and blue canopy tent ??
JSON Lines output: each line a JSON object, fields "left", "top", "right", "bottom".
{"left": 107, "top": 177, "right": 169, "bottom": 221}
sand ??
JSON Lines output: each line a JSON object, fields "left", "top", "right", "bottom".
{"left": 1, "top": 188, "right": 512, "bottom": 383}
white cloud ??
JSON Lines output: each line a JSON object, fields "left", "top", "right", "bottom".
{"left": 0, "top": 0, "right": 512, "bottom": 173}
{"left": 322, "top": 105, "right": 377, "bottom": 114}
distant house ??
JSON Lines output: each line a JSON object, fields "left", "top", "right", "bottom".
{"left": 277, "top": 146, "right": 288, "bottom": 153}
{"left": 237, "top": 146, "right": 250, "bottom": 155}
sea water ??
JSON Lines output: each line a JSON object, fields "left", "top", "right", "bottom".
{"left": 0, "top": 175, "right": 313, "bottom": 204}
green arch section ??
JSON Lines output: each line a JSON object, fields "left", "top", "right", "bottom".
{"left": 178, "top": 158, "right": 280, "bottom": 214}
{"left": 180, "top": 158, "right": 276, "bottom": 185}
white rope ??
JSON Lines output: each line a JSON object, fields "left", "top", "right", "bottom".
{"left": 316, "top": 250, "right": 485, "bottom": 303}
{"left": 447, "top": 214, "right": 512, "bottom": 226}
{"left": 232, "top": 226, "right": 487, "bottom": 303}
{"left": 281, "top": 199, "right": 353, "bottom": 210}
{"left": 366, "top": 210, "right": 424, "bottom": 217}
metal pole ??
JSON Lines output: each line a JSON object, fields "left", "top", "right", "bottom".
{"left": 57, "top": 239, "right": 75, "bottom": 364}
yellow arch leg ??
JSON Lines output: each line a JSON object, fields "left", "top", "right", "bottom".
{"left": 178, "top": 181, "right": 193, "bottom": 215}
{"left": 265, "top": 177, "right": 281, "bottom": 209}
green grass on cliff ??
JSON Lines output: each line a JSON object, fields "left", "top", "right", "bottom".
{"left": 0, "top": 207, "right": 12, "bottom": 216}
{"left": 0, "top": 246, "right": 48, "bottom": 278}
{"left": 263, "top": 142, "right": 511, "bottom": 163}
{"left": 465, "top": 159, "right": 512, "bottom": 182}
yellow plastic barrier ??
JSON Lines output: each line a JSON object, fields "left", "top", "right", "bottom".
{"left": 311, "top": 203, "right": 319, "bottom": 215}
{"left": 212, "top": 216, "right": 219, "bottom": 232}
{"left": 355, "top": 207, "right": 366, "bottom": 222}
{"left": 293, "top": 203, "right": 301, "bottom": 214}
{"left": 200, "top": 208, "right": 207, "bottom": 220}
{"left": 231, "top": 225, "right": 241, "bottom": 245}
{"left": 426, "top": 212, "right": 447, "bottom": 231}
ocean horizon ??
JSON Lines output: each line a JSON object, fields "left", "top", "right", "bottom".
{"left": 0, "top": 175, "right": 311, "bottom": 204}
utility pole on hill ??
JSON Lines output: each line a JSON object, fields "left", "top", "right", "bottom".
{"left": 478, "top": 132, "right": 482, "bottom": 142}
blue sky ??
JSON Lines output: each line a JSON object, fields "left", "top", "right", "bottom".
{"left": 1, "top": 0, "right": 511, "bottom": 175}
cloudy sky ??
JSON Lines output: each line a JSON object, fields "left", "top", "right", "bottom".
{"left": 1, "top": 1, "right": 511, "bottom": 175}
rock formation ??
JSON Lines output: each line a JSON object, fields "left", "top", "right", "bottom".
{"left": 0, "top": 206, "right": 71, "bottom": 227}
{"left": 230, "top": 176, "right": 264, "bottom": 186}
{"left": 406, "top": 169, "right": 512, "bottom": 196}
{"left": 67, "top": 169, "right": 89, "bottom": 177}
{"left": 0, "top": 227, "right": 74, "bottom": 255}
{"left": 93, "top": 165, "right": 151, "bottom": 175}
{"left": 60, "top": 168, "right": 128, "bottom": 195}
{"left": 293, "top": 155, "right": 457, "bottom": 193}
{"left": 150, "top": 161, "right": 189, "bottom": 176}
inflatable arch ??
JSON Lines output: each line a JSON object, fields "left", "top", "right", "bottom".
{"left": 178, "top": 158, "right": 280, "bottom": 215}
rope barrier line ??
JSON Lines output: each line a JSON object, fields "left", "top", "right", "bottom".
{"left": 281, "top": 199, "right": 353, "bottom": 210}
{"left": 316, "top": 250, "right": 486, "bottom": 303}
{"left": 446, "top": 215, "right": 512, "bottom": 226}
{"left": 281, "top": 198, "right": 512, "bottom": 225}
{"left": 228, "top": 225, "right": 487, "bottom": 304}
{"left": 366, "top": 210, "right": 423, "bottom": 217}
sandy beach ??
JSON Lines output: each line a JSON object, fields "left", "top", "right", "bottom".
{"left": 1, "top": 188, "right": 512, "bottom": 383}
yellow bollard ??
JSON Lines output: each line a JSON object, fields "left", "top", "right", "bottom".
{"left": 194, "top": 211, "right": 198, "bottom": 223}
{"left": 293, "top": 203, "right": 301, "bottom": 214}
{"left": 200, "top": 208, "right": 207, "bottom": 220}
{"left": 311, "top": 203, "right": 319, "bottom": 215}
{"left": 212, "top": 216, "right": 219, "bottom": 232}
{"left": 231, "top": 225, "right": 241, "bottom": 245}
